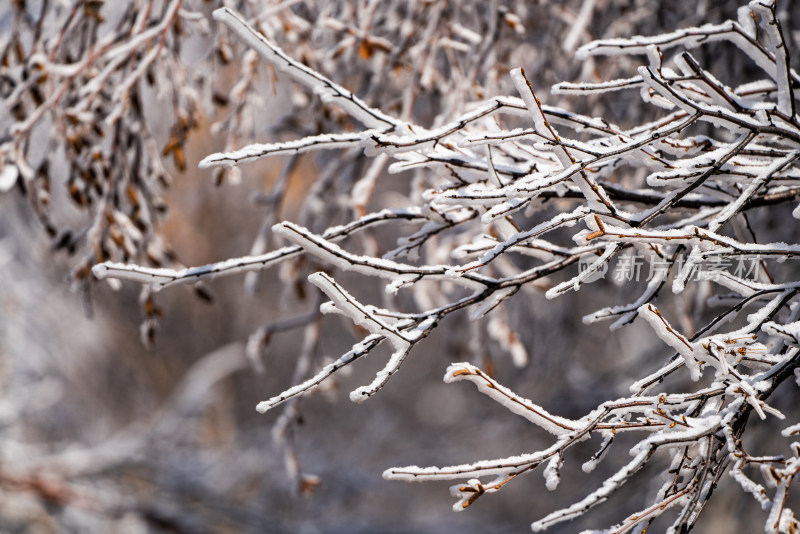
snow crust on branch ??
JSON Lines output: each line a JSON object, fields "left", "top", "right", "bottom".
{"left": 212, "top": 7, "right": 402, "bottom": 131}
{"left": 89, "top": 3, "right": 800, "bottom": 532}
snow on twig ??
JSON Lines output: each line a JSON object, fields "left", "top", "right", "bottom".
{"left": 84, "top": 4, "right": 800, "bottom": 532}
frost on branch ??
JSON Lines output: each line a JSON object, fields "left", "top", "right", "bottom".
{"left": 82, "top": 1, "right": 800, "bottom": 532}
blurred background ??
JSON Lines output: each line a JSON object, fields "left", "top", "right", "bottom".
{"left": 2, "top": 1, "right": 799, "bottom": 532}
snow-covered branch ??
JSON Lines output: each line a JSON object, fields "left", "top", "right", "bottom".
{"left": 9, "top": 0, "right": 800, "bottom": 531}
